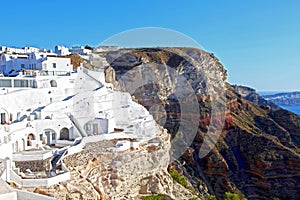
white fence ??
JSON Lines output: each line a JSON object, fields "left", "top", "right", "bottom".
{"left": 12, "top": 150, "right": 53, "bottom": 161}
{"left": 65, "top": 142, "right": 84, "bottom": 156}
{"left": 15, "top": 189, "right": 57, "bottom": 200}
{"left": 10, "top": 169, "right": 70, "bottom": 187}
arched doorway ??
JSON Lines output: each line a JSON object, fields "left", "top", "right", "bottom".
{"left": 27, "top": 133, "right": 35, "bottom": 146}
{"left": 0, "top": 108, "right": 9, "bottom": 125}
{"left": 60, "top": 128, "right": 70, "bottom": 140}
{"left": 50, "top": 80, "right": 57, "bottom": 87}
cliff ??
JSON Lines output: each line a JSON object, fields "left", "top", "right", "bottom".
{"left": 233, "top": 85, "right": 280, "bottom": 110}
{"left": 16, "top": 129, "right": 199, "bottom": 200}
{"left": 101, "top": 47, "right": 300, "bottom": 200}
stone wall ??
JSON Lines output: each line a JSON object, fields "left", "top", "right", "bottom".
{"left": 15, "top": 158, "right": 51, "bottom": 172}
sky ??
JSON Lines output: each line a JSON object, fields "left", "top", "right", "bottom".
{"left": 0, "top": 0, "right": 299, "bottom": 91}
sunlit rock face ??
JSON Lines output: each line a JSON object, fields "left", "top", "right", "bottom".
{"left": 26, "top": 129, "right": 199, "bottom": 200}
{"left": 101, "top": 47, "right": 300, "bottom": 200}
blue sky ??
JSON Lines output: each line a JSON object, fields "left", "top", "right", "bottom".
{"left": 1, "top": 0, "right": 299, "bottom": 91}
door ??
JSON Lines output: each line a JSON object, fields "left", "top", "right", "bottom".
{"left": 1, "top": 113, "right": 5, "bottom": 124}
{"left": 45, "top": 131, "right": 51, "bottom": 145}
{"left": 93, "top": 124, "right": 99, "bottom": 135}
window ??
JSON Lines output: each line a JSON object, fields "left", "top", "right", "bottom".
{"left": 32, "top": 80, "right": 37, "bottom": 88}
{"left": 21, "top": 64, "right": 25, "bottom": 68}
{"left": 86, "top": 124, "right": 91, "bottom": 131}
{"left": 40, "top": 134, "right": 43, "bottom": 141}
{"left": 14, "top": 80, "right": 28, "bottom": 87}
{"left": 0, "top": 80, "right": 12, "bottom": 87}
{"left": 52, "top": 63, "right": 56, "bottom": 68}
{"left": 52, "top": 133, "right": 56, "bottom": 140}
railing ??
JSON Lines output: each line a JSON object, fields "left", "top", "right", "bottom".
{"left": 82, "top": 68, "right": 104, "bottom": 88}
{"left": 12, "top": 151, "right": 53, "bottom": 162}
{"left": 14, "top": 189, "right": 56, "bottom": 200}
{"left": 68, "top": 114, "right": 88, "bottom": 137}
{"left": 10, "top": 169, "right": 70, "bottom": 187}
{"left": 65, "top": 138, "right": 84, "bottom": 156}
{"left": 51, "top": 147, "right": 69, "bottom": 171}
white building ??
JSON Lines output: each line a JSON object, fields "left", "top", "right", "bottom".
{"left": 0, "top": 65, "right": 158, "bottom": 192}
{"left": 23, "top": 46, "right": 40, "bottom": 54}
{"left": 54, "top": 46, "right": 70, "bottom": 56}
{"left": 28, "top": 53, "right": 72, "bottom": 74}
{"left": 0, "top": 46, "right": 42, "bottom": 54}
{"left": 5, "top": 47, "right": 25, "bottom": 54}
{"left": 0, "top": 54, "right": 28, "bottom": 76}
{"left": 39, "top": 48, "right": 52, "bottom": 53}
{"left": 0, "top": 50, "right": 159, "bottom": 199}
{"left": 70, "top": 46, "right": 92, "bottom": 55}
{"left": 0, "top": 46, "right": 6, "bottom": 54}
{"left": 0, "top": 53, "right": 73, "bottom": 76}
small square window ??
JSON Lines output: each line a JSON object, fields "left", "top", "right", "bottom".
{"left": 52, "top": 63, "right": 56, "bottom": 68}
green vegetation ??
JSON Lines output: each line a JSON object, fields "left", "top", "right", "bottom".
{"left": 224, "top": 192, "right": 247, "bottom": 200}
{"left": 206, "top": 195, "right": 217, "bottom": 200}
{"left": 84, "top": 45, "right": 94, "bottom": 50}
{"left": 169, "top": 169, "right": 188, "bottom": 188}
{"left": 141, "top": 194, "right": 170, "bottom": 200}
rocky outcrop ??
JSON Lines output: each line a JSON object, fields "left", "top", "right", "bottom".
{"left": 233, "top": 85, "right": 280, "bottom": 110}
{"left": 100, "top": 48, "right": 300, "bottom": 200}
{"left": 209, "top": 85, "right": 300, "bottom": 199}
{"left": 16, "top": 129, "right": 200, "bottom": 200}
{"left": 15, "top": 158, "right": 51, "bottom": 173}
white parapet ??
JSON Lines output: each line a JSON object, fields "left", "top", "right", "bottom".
{"left": 10, "top": 169, "right": 70, "bottom": 187}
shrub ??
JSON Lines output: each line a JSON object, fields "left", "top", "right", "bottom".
{"left": 141, "top": 194, "right": 170, "bottom": 200}
{"left": 207, "top": 195, "right": 217, "bottom": 200}
{"left": 84, "top": 45, "right": 93, "bottom": 50}
{"left": 224, "top": 192, "right": 247, "bottom": 200}
{"left": 169, "top": 169, "right": 188, "bottom": 188}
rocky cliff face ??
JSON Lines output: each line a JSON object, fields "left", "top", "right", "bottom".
{"left": 233, "top": 85, "right": 280, "bottom": 110}
{"left": 101, "top": 48, "right": 300, "bottom": 200}
{"left": 263, "top": 91, "right": 300, "bottom": 106}
{"left": 16, "top": 129, "right": 199, "bottom": 200}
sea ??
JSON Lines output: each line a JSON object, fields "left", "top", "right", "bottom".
{"left": 280, "top": 106, "right": 300, "bottom": 116}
